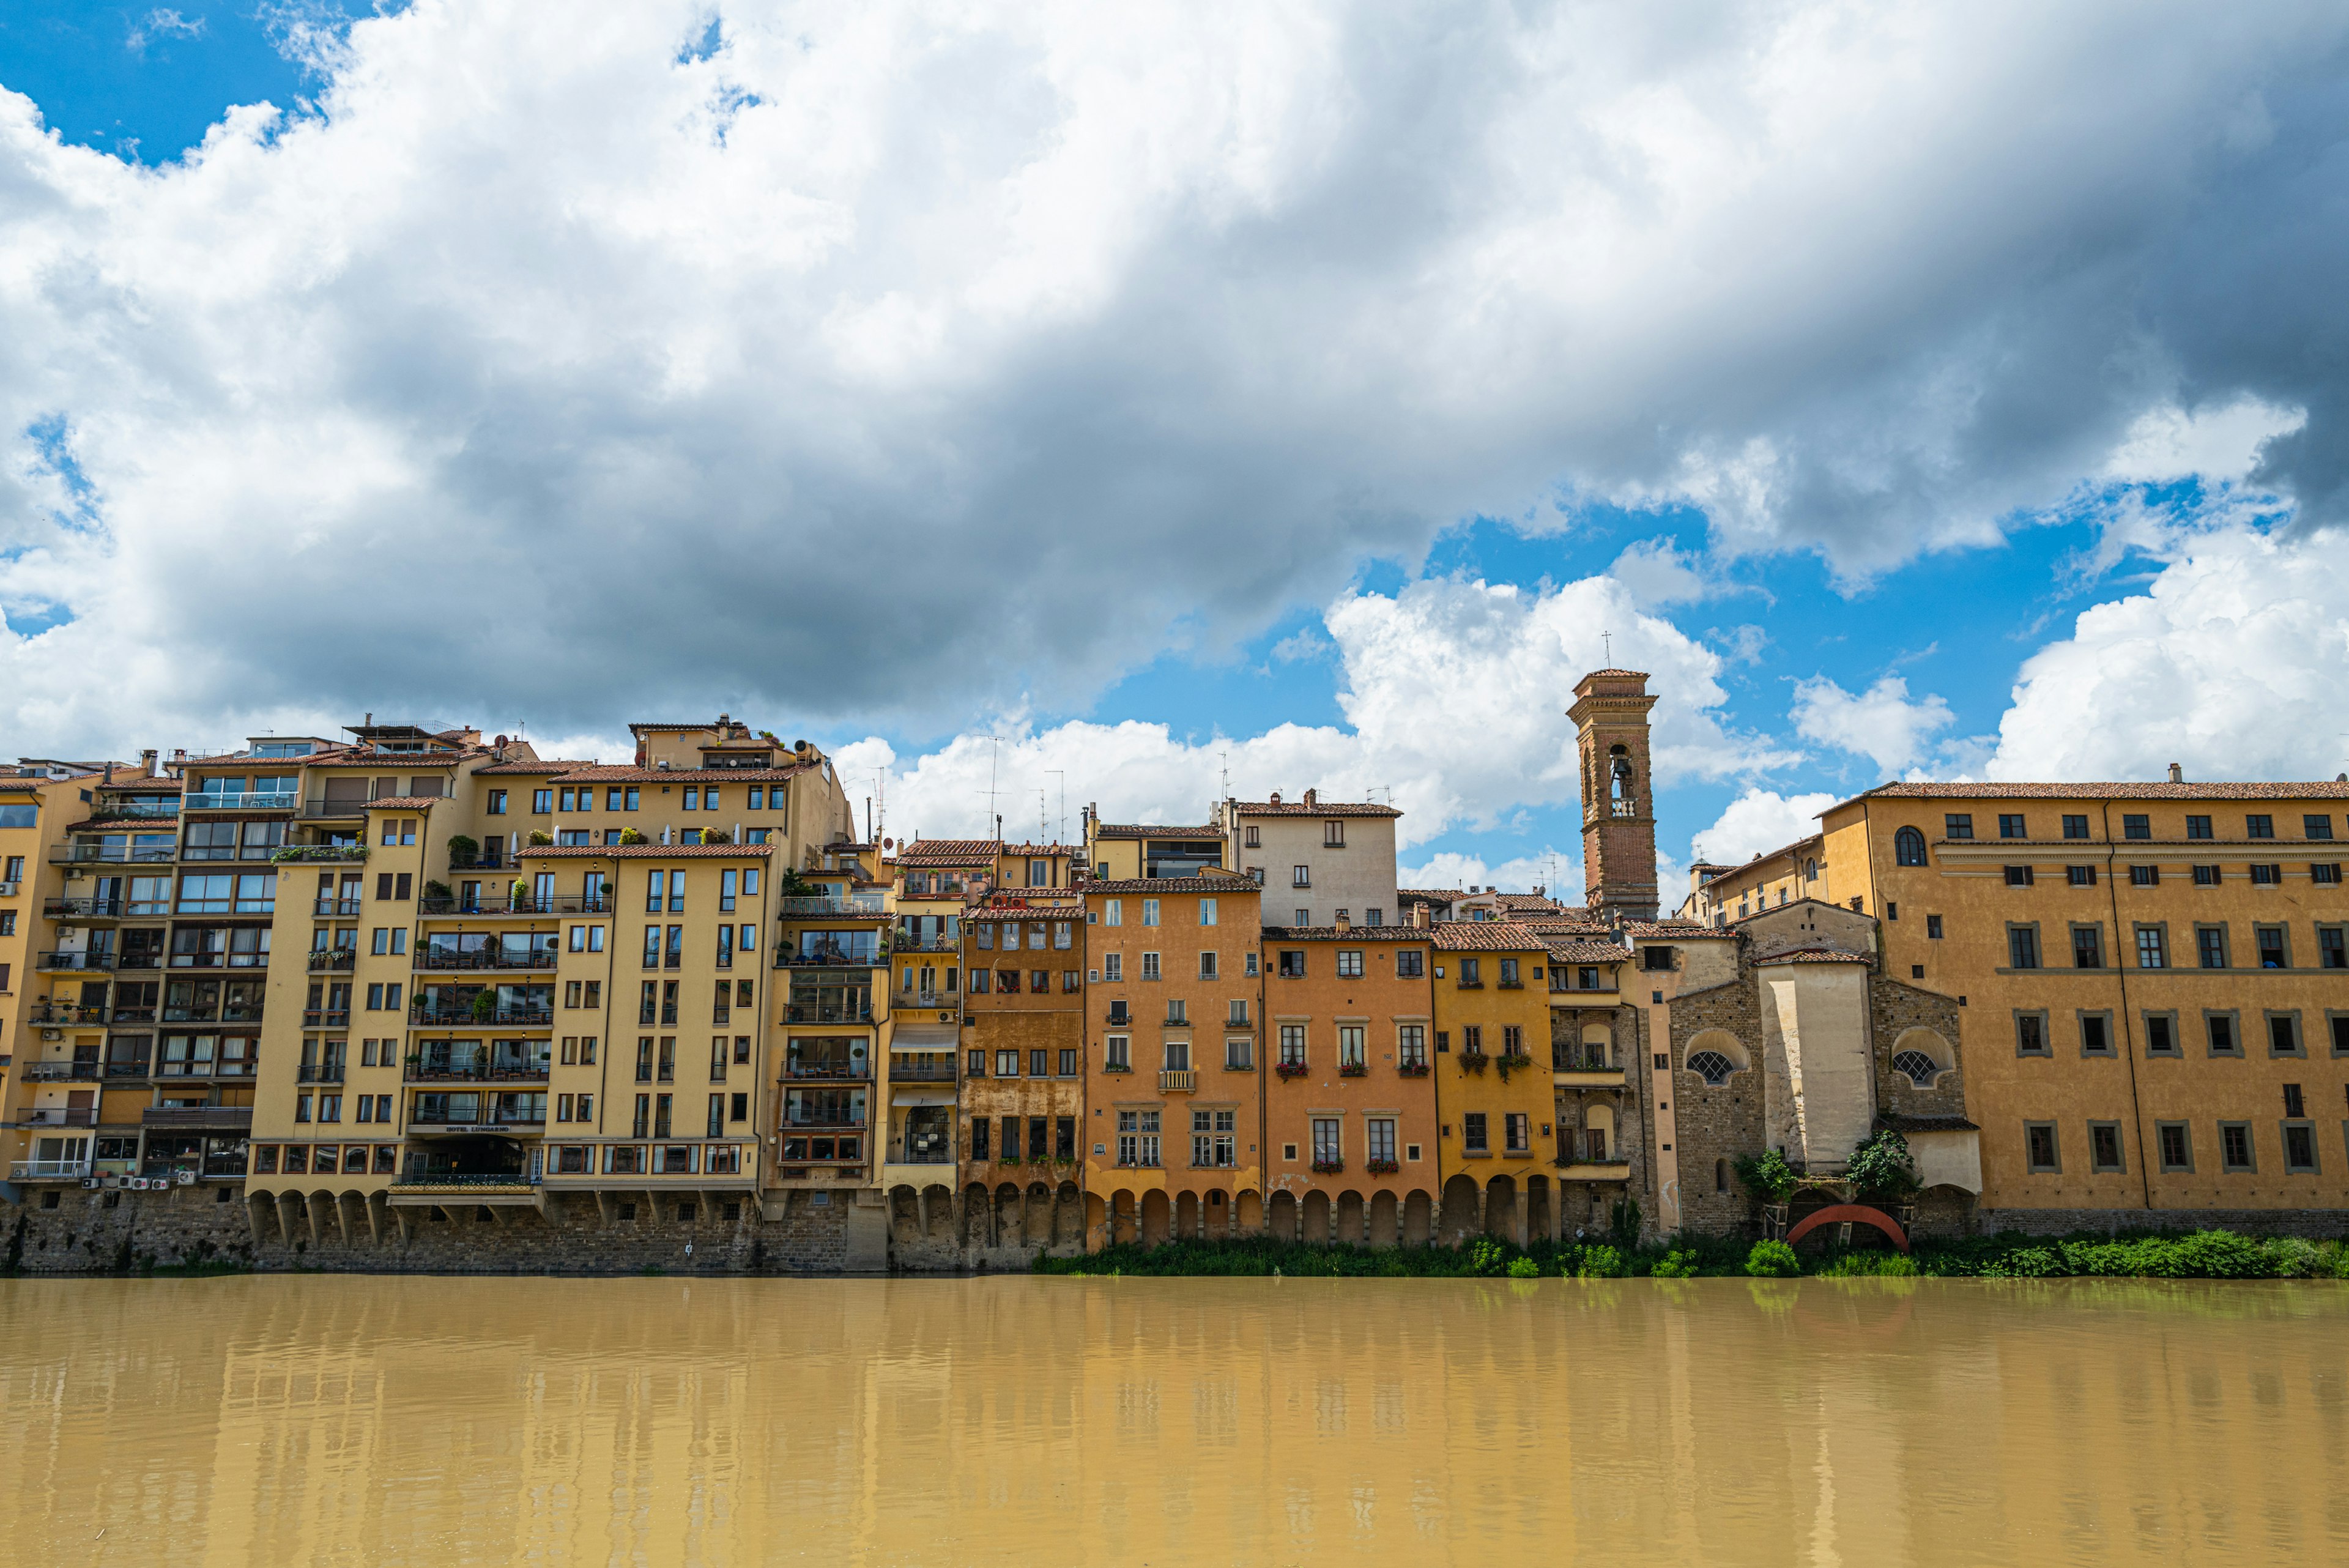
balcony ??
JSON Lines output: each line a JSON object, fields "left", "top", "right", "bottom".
{"left": 784, "top": 1062, "right": 871, "bottom": 1082}
{"left": 888, "top": 1059, "right": 957, "bottom": 1082}
{"left": 778, "top": 894, "right": 888, "bottom": 916}
{"left": 34, "top": 951, "right": 114, "bottom": 972}
{"left": 27, "top": 1003, "right": 105, "bottom": 1027}
{"left": 390, "top": 1172, "right": 541, "bottom": 1191}
{"left": 300, "top": 798, "right": 370, "bottom": 819}
{"left": 421, "top": 893, "right": 611, "bottom": 916}
{"left": 308, "top": 949, "right": 357, "bottom": 972}
{"left": 18, "top": 1061, "right": 101, "bottom": 1082}
{"left": 891, "top": 1144, "right": 956, "bottom": 1165}
{"left": 785, "top": 1003, "right": 874, "bottom": 1024}
{"left": 407, "top": 1109, "right": 548, "bottom": 1129}
{"left": 186, "top": 791, "right": 300, "bottom": 812}
{"left": 50, "top": 843, "right": 175, "bottom": 864}
{"left": 91, "top": 800, "right": 180, "bottom": 820}
{"left": 404, "top": 1062, "right": 552, "bottom": 1084}
{"left": 297, "top": 1063, "right": 346, "bottom": 1084}
{"left": 43, "top": 896, "right": 124, "bottom": 919}
{"left": 409, "top": 1006, "right": 554, "bottom": 1027}
{"left": 9, "top": 1160, "right": 91, "bottom": 1181}
{"left": 313, "top": 897, "right": 363, "bottom": 917}
{"left": 0, "top": 881, "right": 17, "bottom": 897}
{"left": 1555, "top": 1158, "right": 1633, "bottom": 1181}
{"left": 143, "top": 1106, "right": 253, "bottom": 1133}
{"left": 777, "top": 950, "right": 881, "bottom": 970}
{"left": 300, "top": 1009, "right": 351, "bottom": 1028}
{"left": 1159, "top": 1069, "right": 1197, "bottom": 1093}
{"left": 412, "top": 950, "right": 559, "bottom": 972}
{"left": 269, "top": 845, "right": 369, "bottom": 864}
{"left": 18, "top": 1107, "right": 99, "bottom": 1128}
{"left": 894, "top": 934, "right": 960, "bottom": 953}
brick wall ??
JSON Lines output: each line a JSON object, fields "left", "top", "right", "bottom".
{"left": 1666, "top": 973, "right": 1767, "bottom": 1236}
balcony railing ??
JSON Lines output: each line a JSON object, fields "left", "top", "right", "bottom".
{"left": 779, "top": 1113, "right": 870, "bottom": 1129}
{"left": 784, "top": 1061, "right": 870, "bottom": 1080}
{"left": 408, "top": 1110, "right": 549, "bottom": 1128}
{"left": 308, "top": 949, "right": 357, "bottom": 972}
{"left": 34, "top": 951, "right": 114, "bottom": 971}
{"left": 106, "top": 1059, "right": 151, "bottom": 1077}
{"left": 390, "top": 1171, "right": 541, "bottom": 1189}
{"left": 1159, "top": 1069, "right": 1197, "bottom": 1093}
{"left": 18, "top": 1061, "right": 101, "bottom": 1082}
{"left": 408, "top": 1006, "right": 554, "bottom": 1027}
{"left": 297, "top": 1064, "right": 346, "bottom": 1083}
{"left": 186, "top": 791, "right": 300, "bottom": 811}
{"left": 18, "top": 1107, "right": 99, "bottom": 1128}
{"left": 43, "top": 897, "right": 124, "bottom": 918}
{"left": 300, "top": 798, "right": 371, "bottom": 819}
{"left": 301, "top": 1009, "right": 351, "bottom": 1028}
{"left": 9, "top": 1160, "right": 91, "bottom": 1181}
{"left": 50, "top": 844, "right": 175, "bottom": 864}
{"left": 778, "top": 894, "right": 888, "bottom": 916}
{"left": 412, "top": 951, "right": 560, "bottom": 972}
{"left": 27, "top": 1004, "right": 106, "bottom": 1027}
{"left": 404, "top": 1065, "right": 552, "bottom": 1083}
{"left": 91, "top": 800, "right": 180, "bottom": 819}
{"left": 313, "top": 897, "right": 363, "bottom": 917}
{"left": 420, "top": 893, "right": 609, "bottom": 916}
{"left": 888, "top": 1060, "right": 956, "bottom": 1082}
{"left": 1553, "top": 1049, "right": 1618, "bottom": 1072}
{"left": 777, "top": 951, "right": 881, "bottom": 969}
{"left": 269, "top": 845, "right": 369, "bottom": 864}
{"left": 894, "top": 934, "right": 961, "bottom": 953}
{"left": 892, "top": 1145, "right": 956, "bottom": 1164}
{"left": 785, "top": 1003, "right": 874, "bottom": 1024}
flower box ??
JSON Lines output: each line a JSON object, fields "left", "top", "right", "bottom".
{"left": 1310, "top": 1157, "right": 1344, "bottom": 1175}
{"left": 1338, "top": 1063, "right": 1367, "bottom": 1077}
{"left": 1397, "top": 1062, "right": 1430, "bottom": 1077}
{"left": 1457, "top": 1052, "right": 1489, "bottom": 1072}
{"left": 1365, "top": 1158, "right": 1400, "bottom": 1175}
{"left": 1274, "top": 1061, "right": 1309, "bottom": 1080}
{"left": 1101, "top": 1063, "right": 1133, "bottom": 1074}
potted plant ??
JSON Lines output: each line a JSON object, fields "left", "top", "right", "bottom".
{"left": 1457, "top": 1049, "right": 1488, "bottom": 1072}
{"left": 1310, "top": 1156, "right": 1344, "bottom": 1175}
{"left": 1365, "top": 1157, "right": 1399, "bottom": 1175}
{"left": 1397, "top": 1061, "right": 1429, "bottom": 1077}
{"left": 446, "top": 834, "right": 479, "bottom": 869}
{"left": 527, "top": 829, "right": 552, "bottom": 846}
{"left": 1494, "top": 1050, "right": 1533, "bottom": 1082}
{"left": 618, "top": 828, "right": 648, "bottom": 846}
{"left": 470, "top": 990, "right": 497, "bottom": 1022}
{"left": 425, "top": 880, "right": 451, "bottom": 902}
{"left": 1734, "top": 1148, "right": 1799, "bottom": 1235}
{"left": 1274, "top": 1061, "right": 1309, "bottom": 1080}
{"left": 1338, "top": 1061, "right": 1368, "bottom": 1077}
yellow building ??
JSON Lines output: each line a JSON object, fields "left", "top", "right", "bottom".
{"left": 1428, "top": 921, "right": 1559, "bottom": 1244}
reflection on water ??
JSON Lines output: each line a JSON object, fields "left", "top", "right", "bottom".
{"left": 0, "top": 1276, "right": 2342, "bottom": 1566}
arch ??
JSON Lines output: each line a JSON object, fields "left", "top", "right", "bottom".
{"left": 921, "top": 1183, "right": 957, "bottom": 1243}
{"left": 1110, "top": 1189, "right": 1138, "bottom": 1246}
{"left": 1301, "top": 1190, "right": 1332, "bottom": 1244}
{"left": 1202, "top": 1186, "right": 1230, "bottom": 1240}
{"left": 965, "top": 1182, "right": 994, "bottom": 1247}
{"left": 1234, "top": 1189, "right": 1263, "bottom": 1236}
{"left": 1804, "top": 857, "right": 1818, "bottom": 880}
{"left": 995, "top": 1182, "right": 1026, "bottom": 1249}
{"left": 1334, "top": 1189, "right": 1366, "bottom": 1244}
{"left": 1023, "top": 1184, "right": 1053, "bottom": 1247}
{"left": 1785, "top": 1203, "right": 1910, "bottom": 1254}
{"left": 1174, "top": 1190, "right": 1200, "bottom": 1242}
{"left": 1266, "top": 1189, "right": 1297, "bottom": 1243}
{"left": 1054, "top": 1181, "right": 1083, "bottom": 1249}
{"left": 1684, "top": 1028, "right": 1750, "bottom": 1085}
{"left": 1368, "top": 1189, "right": 1400, "bottom": 1247}
{"left": 1139, "top": 1190, "right": 1171, "bottom": 1246}
{"left": 1084, "top": 1192, "right": 1108, "bottom": 1251}
{"left": 888, "top": 1185, "right": 921, "bottom": 1243}
{"left": 1526, "top": 1175, "right": 1553, "bottom": 1244}
{"left": 1483, "top": 1174, "right": 1521, "bottom": 1243}
{"left": 1437, "top": 1175, "right": 1482, "bottom": 1246}
{"left": 1894, "top": 827, "right": 1928, "bottom": 866}
{"left": 1402, "top": 1188, "right": 1433, "bottom": 1246}
{"left": 1582, "top": 1102, "right": 1617, "bottom": 1161}
{"left": 1891, "top": 1027, "right": 1953, "bottom": 1087}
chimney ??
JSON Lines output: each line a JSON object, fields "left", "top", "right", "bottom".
{"left": 140, "top": 749, "right": 157, "bottom": 777}
{"left": 1303, "top": 787, "right": 1317, "bottom": 808}
{"left": 2167, "top": 763, "right": 2183, "bottom": 784}
{"left": 1334, "top": 910, "right": 1350, "bottom": 933}
{"left": 1269, "top": 790, "right": 1281, "bottom": 806}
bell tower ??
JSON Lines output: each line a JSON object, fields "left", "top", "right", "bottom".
{"left": 1570, "top": 669, "right": 1660, "bottom": 921}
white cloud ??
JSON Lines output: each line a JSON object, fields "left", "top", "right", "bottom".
{"left": 858, "top": 573, "right": 1792, "bottom": 846}
{"left": 1688, "top": 788, "right": 1840, "bottom": 868}
{"left": 127, "top": 9, "right": 207, "bottom": 50}
{"left": 0, "top": 2, "right": 2345, "bottom": 754}
{"left": 2102, "top": 396, "right": 2306, "bottom": 483}
{"left": 1991, "top": 518, "right": 2349, "bottom": 783}
{"left": 1789, "top": 674, "right": 1956, "bottom": 775}
{"left": 1396, "top": 849, "right": 1575, "bottom": 898}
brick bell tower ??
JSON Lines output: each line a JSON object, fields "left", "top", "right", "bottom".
{"left": 1570, "top": 669, "right": 1660, "bottom": 921}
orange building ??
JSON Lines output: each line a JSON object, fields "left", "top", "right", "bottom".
{"left": 1260, "top": 921, "right": 1439, "bottom": 1244}
{"left": 1080, "top": 871, "right": 1263, "bottom": 1246}
{"left": 1429, "top": 921, "right": 1560, "bottom": 1244}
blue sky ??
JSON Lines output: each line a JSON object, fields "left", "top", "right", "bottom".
{"left": 2, "top": 4, "right": 2343, "bottom": 901}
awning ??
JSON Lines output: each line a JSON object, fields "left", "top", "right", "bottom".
{"left": 891, "top": 1024, "right": 959, "bottom": 1050}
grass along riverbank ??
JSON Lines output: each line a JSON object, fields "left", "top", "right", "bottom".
{"left": 1034, "top": 1228, "right": 2349, "bottom": 1281}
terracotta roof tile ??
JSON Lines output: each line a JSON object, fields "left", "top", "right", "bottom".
{"left": 900, "top": 838, "right": 1003, "bottom": 863}
{"left": 1081, "top": 871, "right": 1261, "bottom": 896}
{"left": 1397, "top": 888, "right": 1460, "bottom": 906}
{"left": 1428, "top": 921, "right": 1548, "bottom": 951}
{"left": 1493, "top": 893, "right": 1568, "bottom": 912}
{"left": 1878, "top": 1113, "right": 1980, "bottom": 1133}
{"left": 471, "top": 758, "right": 597, "bottom": 776}
{"left": 1753, "top": 948, "right": 1872, "bottom": 965}
{"left": 1258, "top": 926, "right": 1432, "bottom": 942}
{"left": 1091, "top": 823, "right": 1223, "bottom": 840}
{"left": 359, "top": 795, "right": 447, "bottom": 811}
{"left": 1854, "top": 780, "right": 2349, "bottom": 803}
{"left": 1230, "top": 800, "right": 1402, "bottom": 818}
{"left": 551, "top": 764, "right": 815, "bottom": 784}
{"left": 1545, "top": 940, "right": 1632, "bottom": 963}
{"left": 1620, "top": 920, "right": 1729, "bottom": 939}
{"left": 518, "top": 843, "right": 775, "bottom": 859}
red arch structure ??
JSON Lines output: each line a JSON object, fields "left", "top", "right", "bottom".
{"left": 1784, "top": 1203, "right": 1910, "bottom": 1254}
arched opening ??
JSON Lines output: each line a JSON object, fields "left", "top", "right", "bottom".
{"left": 965, "top": 1182, "right": 993, "bottom": 1247}
{"left": 1569, "top": 1021, "right": 1614, "bottom": 1072}
{"left": 995, "top": 1182, "right": 1025, "bottom": 1247}
{"left": 1438, "top": 1175, "right": 1482, "bottom": 1246}
{"left": 1335, "top": 1189, "right": 1367, "bottom": 1244}
{"left": 1301, "top": 1189, "right": 1332, "bottom": 1244}
{"left": 1402, "top": 1188, "right": 1434, "bottom": 1246}
{"left": 1266, "top": 1190, "right": 1298, "bottom": 1243}
{"left": 1174, "top": 1190, "right": 1200, "bottom": 1241}
{"left": 1715, "top": 1157, "right": 1729, "bottom": 1194}
{"left": 1526, "top": 1175, "right": 1552, "bottom": 1243}
{"left": 1894, "top": 827, "right": 1928, "bottom": 867}
{"left": 1891, "top": 1027, "right": 1952, "bottom": 1087}
{"left": 1083, "top": 1192, "right": 1108, "bottom": 1251}
{"left": 1140, "top": 1189, "right": 1171, "bottom": 1246}
{"left": 1684, "top": 1028, "right": 1750, "bottom": 1086}
{"left": 1234, "top": 1189, "right": 1263, "bottom": 1236}
{"left": 1578, "top": 1102, "right": 1617, "bottom": 1162}
{"left": 1110, "top": 1189, "right": 1138, "bottom": 1246}
{"left": 1483, "top": 1175, "right": 1520, "bottom": 1243}
{"left": 1368, "top": 1189, "right": 1400, "bottom": 1247}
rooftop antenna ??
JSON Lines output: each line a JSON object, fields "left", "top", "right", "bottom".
{"left": 874, "top": 767, "right": 886, "bottom": 847}
{"left": 1047, "top": 770, "right": 1066, "bottom": 843}
{"left": 1601, "top": 630, "right": 1612, "bottom": 666}
{"left": 984, "top": 736, "right": 1001, "bottom": 841}
{"left": 1219, "top": 749, "right": 1230, "bottom": 807}
{"left": 1039, "top": 789, "right": 1049, "bottom": 845}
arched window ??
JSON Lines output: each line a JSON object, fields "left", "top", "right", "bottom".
{"left": 1687, "top": 1050, "right": 1738, "bottom": 1085}
{"left": 1892, "top": 1049, "right": 1942, "bottom": 1087}
{"left": 1894, "top": 827, "right": 1928, "bottom": 866}
{"left": 1804, "top": 858, "right": 1817, "bottom": 880}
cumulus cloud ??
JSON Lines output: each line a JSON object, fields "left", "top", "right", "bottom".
{"left": 1789, "top": 674, "right": 1958, "bottom": 776}
{"left": 852, "top": 573, "right": 1789, "bottom": 845}
{"left": 1991, "top": 515, "right": 2349, "bottom": 783}
{"left": 1397, "top": 850, "right": 1576, "bottom": 898}
{"left": 1688, "top": 788, "right": 1841, "bottom": 869}
{"left": 0, "top": 1, "right": 2343, "bottom": 757}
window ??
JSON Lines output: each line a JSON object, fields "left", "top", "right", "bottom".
{"left": 2135, "top": 926, "right": 2167, "bottom": 968}
{"left": 1294, "top": 909, "right": 1310, "bottom": 926}
{"left": 1141, "top": 899, "right": 1159, "bottom": 927}
{"left": 1103, "top": 953, "right": 1123, "bottom": 982}
{"left": 2184, "top": 814, "right": 2211, "bottom": 840}
{"left": 2062, "top": 814, "right": 2090, "bottom": 839}
{"left": 2157, "top": 1123, "right": 2192, "bottom": 1172}
{"left": 2315, "top": 864, "right": 2342, "bottom": 885}
{"left": 1338, "top": 1025, "right": 1365, "bottom": 1069}
{"left": 1944, "top": 814, "right": 1973, "bottom": 841}
{"left": 2003, "top": 865, "right": 2033, "bottom": 887}
{"left": 1309, "top": 1117, "right": 1341, "bottom": 1167}
{"left": 1504, "top": 1113, "right": 1530, "bottom": 1154}
{"left": 1104, "top": 1036, "right": 1130, "bottom": 1071}
{"left": 1925, "top": 915, "right": 1943, "bottom": 939}
{"left": 1193, "top": 1109, "right": 1236, "bottom": 1168}
{"left": 2206, "top": 1012, "right": 2239, "bottom": 1055}
{"left": 2268, "top": 1012, "right": 2301, "bottom": 1056}
{"left": 2122, "top": 814, "right": 2151, "bottom": 841}
{"left": 1104, "top": 899, "right": 1121, "bottom": 927}
{"left": 1461, "top": 1112, "right": 1488, "bottom": 1153}
{"left": 1278, "top": 1024, "right": 1305, "bottom": 1067}
{"left": 2196, "top": 926, "right": 2228, "bottom": 968}
{"left": 2306, "top": 815, "right": 2334, "bottom": 840}
{"left": 2024, "top": 1123, "right": 2060, "bottom": 1173}
{"left": 1687, "top": 1050, "right": 1737, "bottom": 1085}
{"left": 1498, "top": 957, "right": 1520, "bottom": 987}
{"left": 2071, "top": 926, "right": 2103, "bottom": 968}
{"left": 1460, "top": 957, "right": 1482, "bottom": 986}
{"left": 1116, "top": 1109, "right": 1160, "bottom": 1167}
{"left": 2257, "top": 926, "right": 2288, "bottom": 968}
{"left": 1337, "top": 949, "right": 1363, "bottom": 978}
{"left": 2079, "top": 1013, "right": 2112, "bottom": 1056}
{"left": 2089, "top": 1123, "right": 2124, "bottom": 1173}
{"left": 2220, "top": 1123, "right": 2254, "bottom": 1172}
{"left": 2066, "top": 865, "right": 2096, "bottom": 887}
{"left": 1278, "top": 949, "right": 1305, "bottom": 978}
{"left": 2284, "top": 1123, "right": 2318, "bottom": 1173}
{"left": 532, "top": 789, "right": 552, "bottom": 814}
{"left": 2323, "top": 929, "right": 2347, "bottom": 970}
{"left": 1140, "top": 952, "right": 1160, "bottom": 980}
{"left": 2143, "top": 1013, "right": 2178, "bottom": 1056}
{"left": 1894, "top": 827, "right": 1928, "bottom": 865}
{"left": 1998, "top": 813, "right": 2027, "bottom": 839}
{"left": 2006, "top": 925, "right": 2039, "bottom": 969}
{"left": 2015, "top": 1013, "right": 2049, "bottom": 1056}
{"left": 486, "top": 789, "right": 507, "bottom": 816}
{"left": 1891, "top": 1049, "right": 1939, "bottom": 1086}
{"left": 2129, "top": 864, "right": 2159, "bottom": 887}
{"left": 1198, "top": 951, "right": 1219, "bottom": 979}
{"left": 1398, "top": 1025, "right": 1426, "bottom": 1069}
{"left": 1367, "top": 1118, "right": 1395, "bottom": 1165}
{"left": 1225, "top": 1035, "right": 1253, "bottom": 1069}
{"left": 1199, "top": 898, "right": 1217, "bottom": 926}
{"left": 1165, "top": 999, "right": 1187, "bottom": 1027}
{"left": 1291, "top": 865, "right": 1310, "bottom": 888}
{"left": 2187, "top": 863, "right": 2219, "bottom": 886}
{"left": 1641, "top": 946, "right": 1674, "bottom": 972}
{"left": 995, "top": 1050, "right": 1019, "bottom": 1078}
{"left": 1323, "top": 820, "right": 1345, "bottom": 847}
{"left": 1244, "top": 826, "right": 1260, "bottom": 847}
{"left": 2247, "top": 814, "right": 2274, "bottom": 839}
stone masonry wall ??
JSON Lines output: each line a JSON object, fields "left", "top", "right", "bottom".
{"left": 1868, "top": 975, "right": 1969, "bottom": 1123}
{"left": 1666, "top": 973, "right": 1767, "bottom": 1236}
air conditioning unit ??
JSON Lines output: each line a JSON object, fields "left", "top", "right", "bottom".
{"left": 176, "top": 1170, "right": 196, "bottom": 1186}
{"left": 81, "top": 1178, "right": 98, "bottom": 1189}
{"left": 40, "top": 1029, "right": 61, "bottom": 1042}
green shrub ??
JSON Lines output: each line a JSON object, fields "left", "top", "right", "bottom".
{"left": 1609, "top": 1197, "right": 1642, "bottom": 1249}
{"left": 1649, "top": 1249, "right": 1701, "bottom": 1278}
{"left": 1467, "top": 1238, "right": 1508, "bottom": 1276}
{"left": 1745, "top": 1239, "right": 1799, "bottom": 1277}
{"left": 1506, "top": 1257, "right": 1540, "bottom": 1279}
{"left": 1577, "top": 1244, "right": 1625, "bottom": 1279}
{"left": 1845, "top": 1129, "right": 1921, "bottom": 1200}
{"left": 1734, "top": 1150, "right": 1798, "bottom": 1204}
